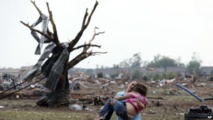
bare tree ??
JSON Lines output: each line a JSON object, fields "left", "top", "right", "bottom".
{"left": 20, "top": 0, "right": 106, "bottom": 107}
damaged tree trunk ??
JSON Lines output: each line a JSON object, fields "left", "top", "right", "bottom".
{"left": 20, "top": 1, "right": 105, "bottom": 107}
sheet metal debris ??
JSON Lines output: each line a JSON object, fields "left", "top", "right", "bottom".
{"left": 176, "top": 83, "right": 204, "bottom": 102}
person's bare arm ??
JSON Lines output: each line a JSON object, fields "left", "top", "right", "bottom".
{"left": 114, "top": 94, "right": 131, "bottom": 101}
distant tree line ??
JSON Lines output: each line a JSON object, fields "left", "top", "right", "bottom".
{"left": 113, "top": 52, "right": 201, "bottom": 73}
{"left": 93, "top": 52, "right": 204, "bottom": 81}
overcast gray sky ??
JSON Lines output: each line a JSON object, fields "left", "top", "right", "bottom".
{"left": 1, "top": 0, "right": 213, "bottom": 68}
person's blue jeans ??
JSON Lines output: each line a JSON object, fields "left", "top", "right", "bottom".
{"left": 104, "top": 100, "right": 125, "bottom": 120}
{"left": 99, "top": 99, "right": 128, "bottom": 120}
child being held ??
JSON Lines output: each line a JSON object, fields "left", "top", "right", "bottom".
{"left": 95, "top": 82, "right": 148, "bottom": 120}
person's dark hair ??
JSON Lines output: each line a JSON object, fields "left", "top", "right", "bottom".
{"left": 132, "top": 83, "right": 147, "bottom": 96}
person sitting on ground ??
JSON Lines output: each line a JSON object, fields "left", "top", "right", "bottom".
{"left": 95, "top": 83, "right": 148, "bottom": 120}
{"left": 101, "top": 81, "right": 143, "bottom": 120}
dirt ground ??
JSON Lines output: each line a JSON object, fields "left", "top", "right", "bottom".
{"left": 0, "top": 80, "right": 213, "bottom": 120}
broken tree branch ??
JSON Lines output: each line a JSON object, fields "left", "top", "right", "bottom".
{"left": 82, "top": 9, "right": 88, "bottom": 29}
{"left": 84, "top": 1, "right": 98, "bottom": 28}
{"left": 46, "top": 2, "right": 61, "bottom": 47}
{"left": 20, "top": 21, "right": 52, "bottom": 41}
{"left": 69, "top": 27, "right": 104, "bottom": 52}
{"left": 31, "top": 0, "right": 42, "bottom": 15}
{"left": 68, "top": 1, "right": 99, "bottom": 51}
{"left": 89, "top": 27, "right": 105, "bottom": 44}
{"left": 91, "top": 51, "right": 108, "bottom": 55}
{"left": 67, "top": 50, "right": 107, "bottom": 70}
{"left": 71, "top": 44, "right": 101, "bottom": 52}
{"left": 67, "top": 52, "right": 93, "bottom": 69}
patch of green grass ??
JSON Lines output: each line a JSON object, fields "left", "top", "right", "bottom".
{"left": 0, "top": 110, "right": 119, "bottom": 120}
{"left": 0, "top": 100, "right": 36, "bottom": 106}
{"left": 142, "top": 114, "right": 184, "bottom": 120}
{"left": 0, "top": 110, "right": 94, "bottom": 120}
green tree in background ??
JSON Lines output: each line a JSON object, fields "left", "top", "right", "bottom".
{"left": 119, "top": 59, "right": 131, "bottom": 68}
{"left": 147, "top": 54, "right": 178, "bottom": 73}
{"left": 131, "top": 53, "right": 142, "bottom": 68}
{"left": 118, "top": 53, "right": 142, "bottom": 68}
{"left": 186, "top": 52, "right": 201, "bottom": 75}
{"left": 176, "top": 57, "right": 185, "bottom": 67}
